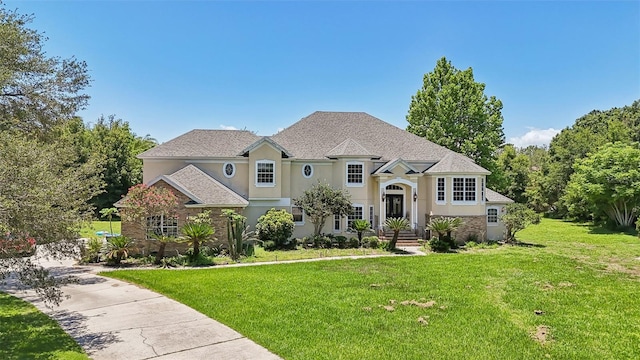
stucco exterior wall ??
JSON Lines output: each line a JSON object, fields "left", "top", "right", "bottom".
{"left": 248, "top": 144, "right": 282, "bottom": 199}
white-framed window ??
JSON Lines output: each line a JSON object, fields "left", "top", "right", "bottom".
{"left": 302, "top": 164, "right": 313, "bottom": 178}
{"left": 452, "top": 177, "right": 476, "bottom": 203}
{"left": 436, "top": 177, "right": 446, "bottom": 203}
{"left": 223, "top": 162, "right": 235, "bottom": 178}
{"left": 346, "top": 161, "right": 364, "bottom": 186}
{"left": 292, "top": 206, "right": 304, "bottom": 225}
{"left": 487, "top": 207, "right": 499, "bottom": 225}
{"left": 369, "top": 205, "right": 374, "bottom": 228}
{"left": 347, "top": 205, "right": 364, "bottom": 231}
{"left": 146, "top": 215, "right": 178, "bottom": 239}
{"left": 333, "top": 214, "right": 341, "bottom": 232}
{"left": 256, "top": 160, "right": 275, "bottom": 187}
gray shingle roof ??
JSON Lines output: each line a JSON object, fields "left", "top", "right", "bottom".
{"left": 424, "top": 153, "right": 490, "bottom": 174}
{"left": 372, "top": 158, "right": 419, "bottom": 174}
{"left": 325, "top": 138, "right": 378, "bottom": 158}
{"left": 486, "top": 188, "right": 514, "bottom": 203}
{"left": 270, "top": 111, "right": 455, "bottom": 161}
{"left": 239, "top": 137, "right": 292, "bottom": 157}
{"left": 158, "top": 165, "right": 248, "bottom": 206}
{"left": 139, "top": 130, "right": 260, "bottom": 158}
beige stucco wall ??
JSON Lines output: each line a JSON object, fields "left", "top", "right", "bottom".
{"left": 428, "top": 175, "right": 486, "bottom": 216}
{"left": 143, "top": 160, "right": 187, "bottom": 184}
{"left": 248, "top": 144, "right": 282, "bottom": 199}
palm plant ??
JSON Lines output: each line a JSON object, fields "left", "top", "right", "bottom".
{"left": 350, "top": 219, "right": 371, "bottom": 247}
{"left": 105, "top": 236, "right": 132, "bottom": 265}
{"left": 99, "top": 207, "right": 119, "bottom": 235}
{"left": 181, "top": 221, "right": 214, "bottom": 259}
{"left": 384, "top": 217, "right": 410, "bottom": 250}
{"left": 427, "top": 217, "right": 463, "bottom": 247}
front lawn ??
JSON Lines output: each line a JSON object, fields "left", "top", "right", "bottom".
{"left": 79, "top": 220, "right": 121, "bottom": 239}
{"left": 104, "top": 219, "right": 640, "bottom": 359}
{"left": 0, "top": 292, "right": 89, "bottom": 360}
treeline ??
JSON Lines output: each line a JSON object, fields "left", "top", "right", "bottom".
{"left": 493, "top": 100, "right": 640, "bottom": 228}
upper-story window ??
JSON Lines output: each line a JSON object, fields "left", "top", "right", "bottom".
{"left": 256, "top": 160, "right": 275, "bottom": 187}
{"left": 302, "top": 164, "right": 313, "bottom": 178}
{"left": 223, "top": 162, "right": 235, "bottom": 178}
{"left": 452, "top": 177, "right": 476, "bottom": 203}
{"left": 346, "top": 162, "right": 364, "bottom": 186}
{"left": 436, "top": 177, "right": 445, "bottom": 203}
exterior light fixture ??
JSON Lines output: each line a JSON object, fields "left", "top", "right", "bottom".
{"left": 413, "top": 190, "right": 418, "bottom": 202}
{"left": 381, "top": 192, "right": 386, "bottom": 202}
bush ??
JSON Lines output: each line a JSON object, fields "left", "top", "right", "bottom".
{"left": 428, "top": 237, "right": 450, "bottom": 252}
{"left": 83, "top": 238, "right": 103, "bottom": 263}
{"left": 465, "top": 233, "right": 480, "bottom": 243}
{"left": 263, "top": 241, "right": 277, "bottom": 251}
{"left": 256, "top": 208, "right": 295, "bottom": 249}
{"left": 379, "top": 239, "right": 390, "bottom": 250}
{"left": 347, "top": 237, "right": 360, "bottom": 249}
{"left": 334, "top": 235, "right": 347, "bottom": 249}
{"left": 200, "top": 245, "right": 223, "bottom": 257}
{"left": 363, "top": 236, "right": 379, "bottom": 249}
{"left": 310, "top": 234, "right": 332, "bottom": 248}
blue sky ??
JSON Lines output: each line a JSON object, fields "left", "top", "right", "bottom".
{"left": 7, "top": 0, "right": 640, "bottom": 147}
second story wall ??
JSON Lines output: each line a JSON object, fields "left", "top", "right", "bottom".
{"left": 248, "top": 143, "right": 282, "bottom": 199}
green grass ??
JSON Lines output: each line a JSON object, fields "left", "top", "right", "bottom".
{"left": 210, "top": 246, "right": 388, "bottom": 265}
{"left": 104, "top": 219, "right": 640, "bottom": 359}
{"left": 0, "top": 292, "right": 89, "bottom": 360}
{"left": 79, "top": 220, "right": 121, "bottom": 239}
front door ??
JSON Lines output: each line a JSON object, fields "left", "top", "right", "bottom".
{"left": 386, "top": 195, "right": 403, "bottom": 218}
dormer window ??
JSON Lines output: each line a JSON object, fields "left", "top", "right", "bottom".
{"left": 223, "top": 162, "right": 235, "bottom": 178}
{"left": 256, "top": 160, "right": 275, "bottom": 187}
{"left": 346, "top": 161, "right": 364, "bottom": 186}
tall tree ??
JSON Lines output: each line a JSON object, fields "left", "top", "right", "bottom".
{"left": 293, "top": 182, "right": 352, "bottom": 235}
{"left": 562, "top": 142, "right": 640, "bottom": 228}
{"left": 0, "top": 5, "right": 90, "bottom": 139}
{"left": 0, "top": 3, "right": 97, "bottom": 305}
{"left": 407, "top": 57, "right": 505, "bottom": 186}
{"left": 494, "top": 144, "right": 531, "bottom": 203}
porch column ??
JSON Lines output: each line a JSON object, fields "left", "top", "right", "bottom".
{"left": 411, "top": 183, "right": 417, "bottom": 229}
{"left": 379, "top": 182, "right": 386, "bottom": 230}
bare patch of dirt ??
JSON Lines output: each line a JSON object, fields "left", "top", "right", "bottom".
{"left": 380, "top": 305, "right": 395, "bottom": 312}
{"left": 417, "top": 316, "right": 429, "bottom": 325}
{"left": 558, "top": 282, "right": 575, "bottom": 287}
{"left": 362, "top": 307, "right": 372, "bottom": 312}
{"left": 400, "top": 299, "right": 436, "bottom": 308}
{"left": 533, "top": 325, "right": 551, "bottom": 344}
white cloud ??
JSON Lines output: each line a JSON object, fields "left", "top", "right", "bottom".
{"left": 508, "top": 128, "right": 560, "bottom": 148}
{"left": 219, "top": 124, "right": 238, "bottom": 130}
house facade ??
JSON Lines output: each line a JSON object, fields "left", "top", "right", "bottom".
{"left": 128, "top": 111, "right": 512, "bottom": 244}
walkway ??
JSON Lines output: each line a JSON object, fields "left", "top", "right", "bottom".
{"left": 3, "top": 247, "right": 425, "bottom": 359}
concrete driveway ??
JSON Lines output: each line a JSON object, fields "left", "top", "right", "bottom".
{"left": 2, "top": 257, "right": 281, "bottom": 360}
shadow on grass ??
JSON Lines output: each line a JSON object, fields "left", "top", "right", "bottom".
{"left": 580, "top": 224, "right": 637, "bottom": 237}
{"left": 513, "top": 241, "right": 546, "bottom": 248}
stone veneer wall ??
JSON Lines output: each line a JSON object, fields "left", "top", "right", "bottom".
{"left": 120, "top": 180, "right": 244, "bottom": 256}
{"left": 427, "top": 214, "right": 487, "bottom": 244}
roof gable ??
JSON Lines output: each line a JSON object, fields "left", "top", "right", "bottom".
{"left": 139, "top": 130, "right": 259, "bottom": 159}
{"left": 238, "top": 137, "right": 292, "bottom": 158}
{"left": 150, "top": 165, "right": 248, "bottom": 207}
{"left": 372, "top": 158, "right": 420, "bottom": 175}
{"left": 325, "top": 138, "right": 378, "bottom": 158}
{"left": 424, "top": 153, "right": 490, "bottom": 174}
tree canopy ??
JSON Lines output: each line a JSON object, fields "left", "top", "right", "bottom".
{"left": 293, "top": 182, "right": 352, "bottom": 235}
{"left": 407, "top": 57, "right": 505, "bottom": 186}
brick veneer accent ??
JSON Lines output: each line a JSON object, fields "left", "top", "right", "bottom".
{"left": 120, "top": 180, "right": 245, "bottom": 256}
{"left": 427, "top": 214, "right": 488, "bottom": 244}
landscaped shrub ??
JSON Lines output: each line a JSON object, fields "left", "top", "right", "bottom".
{"left": 256, "top": 208, "right": 295, "bottom": 249}
{"left": 200, "top": 245, "right": 223, "bottom": 257}
{"left": 83, "top": 238, "right": 103, "bottom": 263}
{"left": 105, "top": 236, "right": 133, "bottom": 265}
{"left": 334, "top": 235, "right": 347, "bottom": 249}
{"left": 310, "top": 234, "right": 332, "bottom": 248}
{"left": 362, "top": 236, "right": 379, "bottom": 249}
{"left": 465, "top": 233, "right": 480, "bottom": 243}
{"left": 263, "top": 241, "right": 277, "bottom": 251}
{"left": 347, "top": 237, "right": 360, "bottom": 249}
{"left": 428, "top": 236, "right": 450, "bottom": 252}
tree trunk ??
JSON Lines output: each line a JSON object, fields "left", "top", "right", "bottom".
{"left": 389, "top": 230, "right": 400, "bottom": 250}
{"left": 155, "top": 242, "right": 167, "bottom": 264}
{"left": 193, "top": 240, "right": 200, "bottom": 258}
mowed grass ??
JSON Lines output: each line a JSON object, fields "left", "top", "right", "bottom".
{"left": 0, "top": 292, "right": 89, "bottom": 360}
{"left": 79, "top": 220, "right": 121, "bottom": 239}
{"left": 104, "top": 219, "right": 640, "bottom": 359}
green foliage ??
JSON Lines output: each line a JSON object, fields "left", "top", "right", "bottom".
{"left": 347, "top": 237, "right": 360, "bottom": 249}
{"left": 428, "top": 236, "right": 450, "bottom": 252}
{"left": 221, "top": 209, "right": 259, "bottom": 260}
{"left": 494, "top": 144, "right": 531, "bottom": 203}
{"left": 104, "top": 236, "right": 132, "bottom": 265}
{"left": 99, "top": 207, "right": 119, "bottom": 235}
{"left": 427, "top": 216, "right": 463, "bottom": 247}
{"left": 334, "top": 235, "right": 348, "bottom": 249}
{"left": 256, "top": 208, "right": 295, "bottom": 249}
{"left": 406, "top": 56, "right": 505, "bottom": 187}
{"left": 362, "top": 236, "right": 380, "bottom": 249}
{"left": 83, "top": 238, "right": 103, "bottom": 263}
{"left": 293, "top": 181, "right": 353, "bottom": 235}
{"left": 0, "top": 6, "right": 90, "bottom": 139}
{"left": 180, "top": 211, "right": 215, "bottom": 259}
{"left": 350, "top": 219, "right": 370, "bottom": 246}
{"left": 562, "top": 142, "right": 640, "bottom": 228}
{"left": 384, "top": 217, "right": 410, "bottom": 250}
{"left": 502, "top": 203, "right": 540, "bottom": 242}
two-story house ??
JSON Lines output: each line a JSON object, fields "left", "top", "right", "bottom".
{"left": 123, "top": 111, "right": 512, "bottom": 245}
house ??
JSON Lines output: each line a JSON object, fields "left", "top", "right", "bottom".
{"left": 124, "top": 111, "right": 512, "bottom": 245}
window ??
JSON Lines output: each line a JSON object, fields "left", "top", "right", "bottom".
{"left": 481, "top": 178, "right": 485, "bottom": 203}
{"left": 346, "top": 162, "right": 364, "bottom": 186}
{"left": 437, "top": 177, "right": 445, "bottom": 203}
{"left": 386, "top": 185, "right": 402, "bottom": 190}
{"left": 223, "top": 162, "right": 235, "bottom": 178}
{"left": 292, "top": 206, "right": 304, "bottom": 224}
{"left": 487, "top": 208, "right": 498, "bottom": 225}
{"left": 369, "top": 205, "right": 374, "bottom": 229}
{"left": 334, "top": 214, "right": 341, "bottom": 232}
{"left": 302, "top": 164, "right": 313, "bottom": 178}
{"left": 347, "top": 205, "right": 364, "bottom": 230}
{"left": 452, "top": 177, "right": 476, "bottom": 203}
{"left": 146, "top": 215, "right": 178, "bottom": 239}
{"left": 256, "top": 160, "right": 275, "bottom": 186}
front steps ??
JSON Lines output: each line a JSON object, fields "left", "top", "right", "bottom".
{"left": 381, "top": 230, "right": 422, "bottom": 247}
